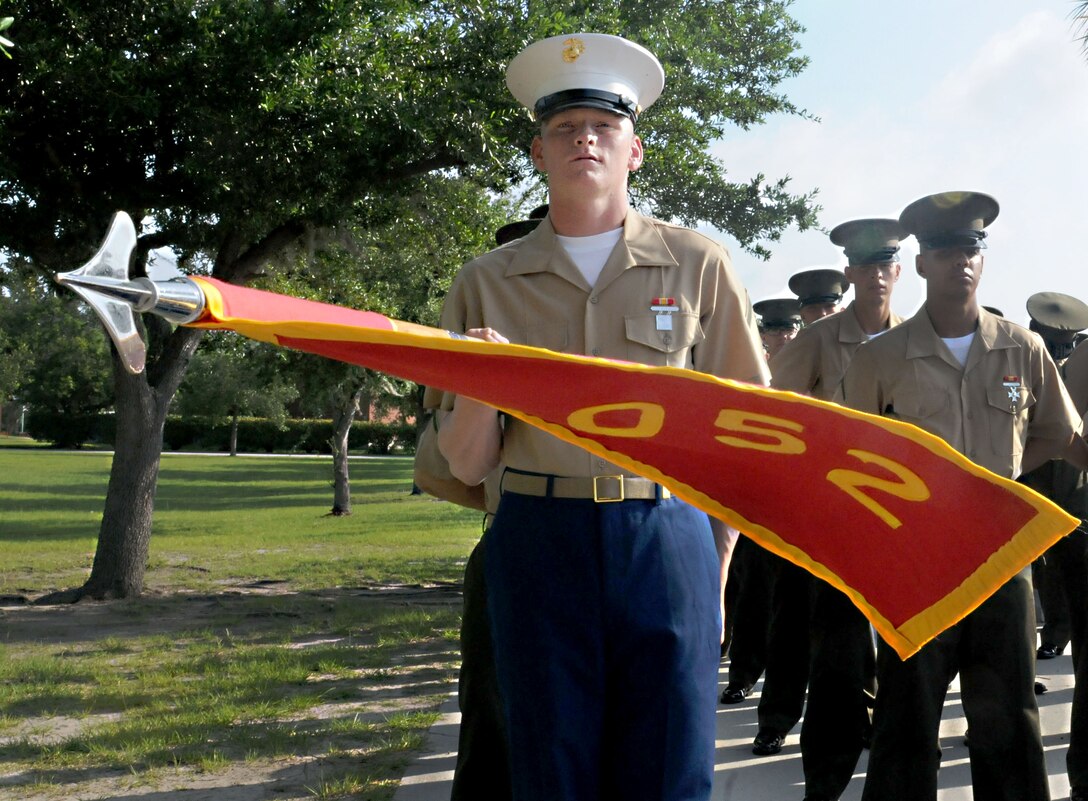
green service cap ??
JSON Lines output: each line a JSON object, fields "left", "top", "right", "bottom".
{"left": 899, "top": 191, "right": 999, "bottom": 250}
{"left": 829, "top": 218, "right": 904, "bottom": 266}
{"left": 1026, "top": 292, "right": 1088, "bottom": 333}
{"left": 754, "top": 297, "right": 802, "bottom": 330}
{"left": 788, "top": 269, "right": 849, "bottom": 306}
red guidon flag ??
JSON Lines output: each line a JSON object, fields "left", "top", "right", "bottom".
{"left": 190, "top": 277, "right": 1076, "bottom": 659}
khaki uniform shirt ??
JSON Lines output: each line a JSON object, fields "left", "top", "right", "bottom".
{"left": 769, "top": 301, "right": 904, "bottom": 402}
{"left": 426, "top": 210, "right": 769, "bottom": 478}
{"left": 842, "top": 306, "right": 1081, "bottom": 480}
{"left": 1022, "top": 343, "right": 1088, "bottom": 517}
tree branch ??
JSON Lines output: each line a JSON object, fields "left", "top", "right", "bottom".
{"left": 219, "top": 219, "right": 308, "bottom": 283}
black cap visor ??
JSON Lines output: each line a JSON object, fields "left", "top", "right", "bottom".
{"left": 799, "top": 294, "right": 843, "bottom": 306}
{"left": 919, "top": 230, "right": 988, "bottom": 251}
{"left": 760, "top": 321, "right": 802, "bottom": 331}
{"left": 847, "top": 247, "right": 900, "bottom": 267}
{"left": 535, "top": 89, "right": 638, "bottom": 122}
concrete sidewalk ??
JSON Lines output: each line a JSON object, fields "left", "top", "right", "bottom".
{"left": 395, "top": 654, "right": 1078, "bottom": 801}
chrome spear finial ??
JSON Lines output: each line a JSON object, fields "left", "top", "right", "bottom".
{"left": 53, "top": 212, "right": 206, "bottom": 374}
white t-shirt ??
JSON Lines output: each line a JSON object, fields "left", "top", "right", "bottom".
{"left": 556, "top": 228, "right": 624, "bottom": 288}
{"left": 942, "top": 332, "right": 975, "bottom": 366}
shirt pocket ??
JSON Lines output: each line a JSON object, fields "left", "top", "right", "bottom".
{"left": 984, "top": 384, "right": 1036, "bottom": 456}
{"left": 510, "top": 322, "right": 570, "bottom": 353}
{"left": 886, "top": 388, "right": 950, "bottom": 429}
{"left": 984, "top": 384, "right": 1036, "bottom": 415}
{"left": 624, "top": 313, "right": 704, "bottom": 367}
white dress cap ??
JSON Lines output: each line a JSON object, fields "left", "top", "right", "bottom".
{"left": 506, "top": 33, "right": 665, "bottom": 122}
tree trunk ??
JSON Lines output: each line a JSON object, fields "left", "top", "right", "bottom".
{"left": 38, "top": 327, "right": 203, "bottom": 604}
{"left": 329, "top": 388, "right": 363, "bottom": 516}
{"left": 230, "top": 412, "right": 239, "bottom": 457}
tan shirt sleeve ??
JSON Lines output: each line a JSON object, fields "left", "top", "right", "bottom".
{"left": 840, "top": 337, "right": 886, "bottom": 417}
{"left": 692, "top": 254, "right": 770, "bottom": 387}
{"left": 769, "top": 325, "right": 821, "bottom": 395}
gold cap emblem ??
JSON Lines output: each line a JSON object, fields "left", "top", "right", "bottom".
{"left": 562, "top": 37, "right": 585, "bottom": 63}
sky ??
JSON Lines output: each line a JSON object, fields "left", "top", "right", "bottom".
{"left": 706, "top": 0, "right": 1088, "bottom": 327}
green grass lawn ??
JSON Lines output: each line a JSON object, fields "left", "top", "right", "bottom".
{"left": 0, "top": 449, "right": 483, "bottom": 800}
{"left": 0, "top": 450, "right": 485, "bottom": 596}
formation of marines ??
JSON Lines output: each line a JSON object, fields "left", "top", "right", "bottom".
{"left": 731, "top": 198, "right": 1088, "bottom": 801}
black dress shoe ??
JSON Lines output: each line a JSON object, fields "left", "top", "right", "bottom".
{"left": 1071, "top": 786, "right": 1088, "bottom": 801}
{"left": 1037, "top": 642, "right": 1063, "bottom": 659}
{"left": 752, "top": 729, "right": 785, "bottom": 755}
{"left": 1035, "top": 680, "right": 1048, "bottom": 696}
{"left": 719, "top": 685, "right": 750, "bottom": 704}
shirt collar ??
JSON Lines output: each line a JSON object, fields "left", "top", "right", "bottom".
{"left": 904, "top": 304, "right": 1018, "bottom": 363}
{"left": 504, "top": 210, "right": 679, "bottom": 280}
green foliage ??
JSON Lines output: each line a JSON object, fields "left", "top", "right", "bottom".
{"left": 24, "top": 408, "right": 99, "bottom": 449}
{"left": 0, "top": 0, "right": 523, "bottom": 269}
{"left": 17, "top": 410, "right": 415, "bottom": 453}
{"left": 0, "top": 0, "right": 821, "bottom": 442}
{"left": 0, "top": 269, "right": 113, "bottom": 442}
{"left": 0, "top": 0, "right": 819, "bottom": 594}
{"left": 0, "top": 16, "right": 13, "bottom": 58}
{"left": 258, "top": 174, "right": 513, "bottom": 422}
{"left": 0, "top": 0, "right": 816, "bottom": 274}
{"left": 159, "top": 416, "right": 416, "bottom": 455}
{"left": 262, "top": 176, "right": 515, "bottom": 326}
{"left": 0, "top": 319, "right": 31, "bottom": 401}
{"left": 58, "top": 414, "right": 415, "bottom": 455}
{"left": 174, "top": 332, "right": 299, "bottom": 425}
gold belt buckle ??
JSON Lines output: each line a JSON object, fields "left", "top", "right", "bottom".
{"left": 593, "top": 475, "right": 625, "bottom": 503}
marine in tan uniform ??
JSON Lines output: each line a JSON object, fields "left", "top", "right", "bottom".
{"left": 844, "top": 191, "right": 1088, "bottom": 801}
{"left": 431, "top": 33, "right": 768, "bottom": 801}
{"left": 768, "top": 218, "right": 904, "bottom": 799}
{"left": 721, "top": 294, "right": 803, "bottom": 724}
{"left": 1055, "top": 337, "right": 1088, "bottom": 801}
{"left": 754, "top": 297, "right": 802, "bottom": 360}
{"left": 789, "top": 268, "right": 848, "bottom": 325}
{"left": 773, "top": 223, "right": 903, "bottom": 400}
{"left": 1022, "top": 292, "right": 1088, "bottom": 663}
{"left": 447, "top": 207, "right": 546, "bottom": 801}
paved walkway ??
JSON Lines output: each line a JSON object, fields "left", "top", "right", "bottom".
{"left": 395, "top": 653, "right": 1078, "bottom": 800}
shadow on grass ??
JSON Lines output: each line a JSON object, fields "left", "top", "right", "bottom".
{"left": 0, "top": 715, "right": 434, "bottom": 797}
{"left": 1, "top": 738, "right": 422, "bottom": 801}
{"left": 1, "top": 588, "right": 463, "bottom": 647}
{"left": 0, "top": 588, "right": 462, "bottom": 797}
{"left": 2, "top": 460, "right": 420, "bottom": 522}
{"left": 3, "top": 490, "right": 330, "bottom": 527}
